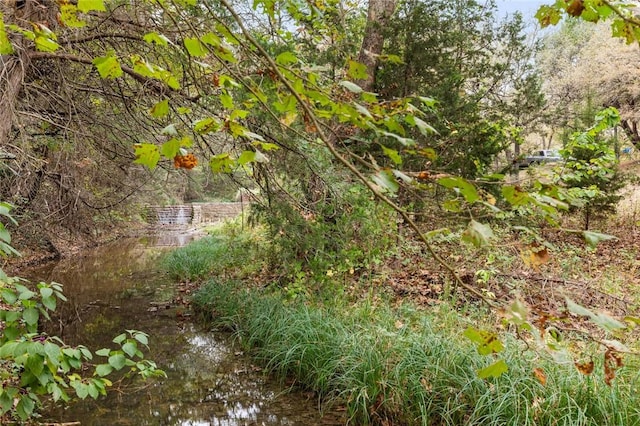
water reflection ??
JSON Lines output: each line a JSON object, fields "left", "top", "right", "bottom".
{"left": 26, "top": 234, "right": 344, "bottom": 425}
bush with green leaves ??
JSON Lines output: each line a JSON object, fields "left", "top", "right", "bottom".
{"left": 0, "top": 203, "right": 165, "bottom": 422}
{"left": 250, "top": 183, "right": 396, "bottom": 291}
{"left": 556, "top": 107, "right": 625, "bottom": 229}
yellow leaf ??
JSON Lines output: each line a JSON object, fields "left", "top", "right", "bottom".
{"left": 279, "top": 112, "right": 298, "bottom": 127}
{"left": 520, "top": 243, "right": 550, "bottom": 270}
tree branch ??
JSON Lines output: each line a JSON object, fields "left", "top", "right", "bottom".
{"left": 59, "top": 32, "right": 144, "bottom": 45}
{"left": 219, "top": 0, "right": 496, "bottom": 307}
{"left": 27, "top": 51, "right": 173, "bottom": 96}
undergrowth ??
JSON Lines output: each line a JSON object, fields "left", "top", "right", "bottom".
{"left": 160, "top": 220, "right": 265, "bottom": 281}
{"left": 162, "top": 216, "right": 640, "bottom": 425}
{"left": 192, "top": 279, "right": 640, "bottom": 426}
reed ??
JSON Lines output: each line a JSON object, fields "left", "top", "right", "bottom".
{"left": 193, "top": 280, "right": 640, "bottom": 426}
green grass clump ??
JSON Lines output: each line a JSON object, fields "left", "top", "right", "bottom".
{"left": 192, "top": 280, "right": 640, "bottom": 426}
{"left": 160, "top": 224, "right": 264, "bottom": 281}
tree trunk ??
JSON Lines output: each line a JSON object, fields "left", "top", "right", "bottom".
{"left": 0, "top": 55, "right": 28, "bottom": 146}
{"left": 0, "top": 1, "right": 57, "bottom": 145}
{"left": 356, "top": 0, "right": 397, "bottom": 92}
{"left": 621, "top": 119, "right": 640, "bottom": 149}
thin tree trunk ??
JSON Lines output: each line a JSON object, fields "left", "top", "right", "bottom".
{"left": 0, "top": 54, "right": 28, "bottom": 145}
{"left": 0, "top": 0, "right": 57, "bottom": 145}
{"left": 621, "top": 119, "right": 640, "bottom": 149}
{"left": 356, "top": 0, "right": 397, "bottom": 92}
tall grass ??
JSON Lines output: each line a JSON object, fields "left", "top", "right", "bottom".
{"left": 192, "top": 280, "right": 640, "bottom": 426}
{"left": 160, "top": 223, "right": 264, "bottom": 281}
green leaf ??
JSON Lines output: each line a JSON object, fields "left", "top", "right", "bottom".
{"left": 133, "top": 144, "right": 160, "bottom": 169}
{"left": 39, "top": 286, "right": 53, "bottom": 298}
{"left": 438, "top": 177, "right": 479, "bottom": 203}
{"left": 95, "top": 348, "right": 110, "bottom": 357}
{"left": 462, "top": 220, "right": 494, "bottom": 247}
{"left": 34, "top": 35, "right": 59, "bottom": 52}
{"left": 92, "top": 54, "right": 123, "bottom": 79}
{"left": 273, "top": 95, "right": 297, "bottom": 114}
{"left": 339, "top": 80, "right": 363, "bottom": 93}
{"left": 442, "top": 199, "right": 462, "bottom": 212}
{"left": 0, "top": 14, "right": 14, "bottom": 54}
{"left": 143, "top": 32, "right": 169, "bottom": 46}
{"left": 582, "top": 231, "right": 617, "bottom": 248}
{"left": 16, "top": 395, "right": 35, "bottom": 420}
{"left": 42, "top": 295, "right": 56, "bottom": 311}
{"left": 74, "top": 382, "right": 89, "bottom": 399}
{"left": 113, "top": 333, "right": 127, "bottom": 344}
{"left": 44, "top": 342, "right": 61, "bottom": 365}
{"left": 0, "top": 391, "right": 12, "bottom": 413}
{"left": 592, "top": 313, "right": 626, "bottom": 333}
{"left": 133, "top": 332, "right": 149, "bottom": 345}
{"left": 131, "top": 55, "right": 154, "bottom": 77}
{"left": 160, "top": 71, "right": 180, "bottom": 90}
{"left": 354, "top": 103, "right": 373, "bottom": 119}
{"left": 383, "top": 117, "right": 405, "bottom": 135}
{"left": 184, "top": 37, "right": 208, "bottom": 57}
{"left": 566, "top": 298, "right": 595, "bottom": 318}
{"left": 87, "top": 383, "right": 99, "bottom": 399}
{"left": 379, "top": 131, "right": 415, "bottom": 147}
{"left": 18, "top": 288, "right": 36, "bottom": 300}
{"left": 566, "top": 298, "right": 625, "bottom": 333}
{"left": 200, "top": 32, "right": 221, "bottom": 47}
{"left": 150, "top": 99, "right": 170, "bottom": 118}
{"left": 220, "top": 93, "right": 234, "bottom": 109}
{"left": 0, "top": 227, "right": 10, "bottom": 245}
{"left": 22, "top": 308, "right": 39, "bottom": 326}
{"left": 209, "top": 153, "right": 234, "bottom": 173}
{"left": 477, "top": 359, "right": 508, "bottom": 379}
{"left": 160, "top": 138, "right": 181, "bottom": 159}
{"left": 347, "top": 60, "right": 368, "bottom": 80}
{"left": 59, "top": 3, "right": 86, "bottom": 28}
{"left": 78, "top": 0, "right": 106, "bottom": 12}
{"left": 122, "top": 341, "right": 137, "bottom": 358}
{"left": 253, "top": 142, "right": 279, "bottom": 151}
{"left": 25, "top": 353, "right": 44, "bottom": 376}
{"left": 63, "top": 347, "right": 81, "bottom": 359}
{"left": 237, "top": 150, "right": 256, "bottom": 166}
{"left": 4, "top": 325, "right": 19, "bottom": 341}
{"left": 253, "top": 0, "right": 276, "bottom": 18}
{"left": 215, "top": 23, "right": 240, "bottom": 45}
{"left": 535, "top": 5, "right": 561, "bottom": 27}
{"left": 1, "top": 288, "right": 17, "bottom": 304}
{"left": 48, "top": 383, "right": 67, "bottom": 402}
{"left": 405, "top": 115, "right": 438, "bottom": 136}
{"left": 463, "top": 327, "right": 504, "bottom": 355}
{"left": 194, "top": 117, "right": 221, "bottom": 134}
{"left": 276, "top": 51, "right": 298, "bottom": 65}
{"left": 79, "top": 346, "right": 92, "bottom": 360}
{"left": 371, "top": 170, "right": 399, "bottom": 194}
{"left": 502, "top": 185, "right": 530, "bottom": 207}
{"left": 108, "top": 353, "right": 127, "bottom": 370}
{"left": 381, "top": 145, "right": 402, "bottom": 165}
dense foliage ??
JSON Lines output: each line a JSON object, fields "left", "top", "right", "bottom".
{"left": 2, "top": 0, "right": 640, "bottom": 422}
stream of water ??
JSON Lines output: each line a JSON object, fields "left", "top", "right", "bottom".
{"left": 20, "top": 234, "right": 343, "bottom": 425}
